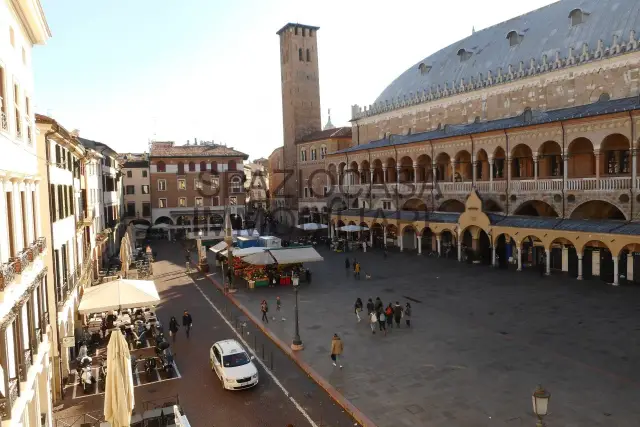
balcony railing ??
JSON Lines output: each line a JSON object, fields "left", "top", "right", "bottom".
{"left": 0, "top": 111, "right": 7, "bottom": 131}
{"left": 0, "top": 377, "right": 19, "bottom": 420}
{"left": 566, "top": 176, "right": 632, "bottom": 191}
{"left": 57, "top": 247, "right": 92, "bottom": 309}
{"left": 21, "top": 350, "right": 32, "bottom": 381}
{"left": 0, "top": 261, "right": 16, "bottom": 291}
{"left": 438, "top": 182, "right": 473, "bottom": 194}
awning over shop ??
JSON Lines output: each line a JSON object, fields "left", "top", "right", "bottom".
{"left": 269, "top": 247, "right": 324, "bottom": 264}
{"left": 78, "top": 279, "right": 160, "bottom": 314}
{"left": 232, "top": 247, "right": 267, "bottom": 257}
{"left": 209, "top": 241, "right": 228, "bottom": 253}
{"left": 295, "top": 223, "right": 328, "bottom": 231}
{"left": 338, "top": 225, "right": 369, "bottom": 232}
{"left": 242, "top": 251, "right": 276, "bottom": 265}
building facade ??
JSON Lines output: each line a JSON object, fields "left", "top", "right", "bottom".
{"left": 323, "top": 0, "right": 640, "bottom": 285}
{"left": 119, "top": 153, "right": 151, "bottom": 225}
{"left": 149, "top": 141, "right": 249, "bottom": 231}
{"left": 0, "top": 1, "right": 53, "bottom": 426}
{"left": 243, "top": 161, "right": 267, "bottom": 212}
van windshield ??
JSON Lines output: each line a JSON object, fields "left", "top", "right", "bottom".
{"left": 223, "top": 352, "right": 250, "bottom": 368}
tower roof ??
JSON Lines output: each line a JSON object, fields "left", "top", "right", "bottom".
{"left": 276, "top": 23, "right": 320, "bottom": 35}
{"left": 323, "top": 109, "right": 336, "bottom": 130}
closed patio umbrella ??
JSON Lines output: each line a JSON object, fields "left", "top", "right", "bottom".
{"left": 104, "top": 329, "right": 135, "bottom": 427}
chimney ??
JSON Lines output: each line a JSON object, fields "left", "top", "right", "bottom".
{"left": 186, "top": 140, "right": 190, "bottom": 146}
{"left": 195, "top": 137, "right": 198, "bottom": 145}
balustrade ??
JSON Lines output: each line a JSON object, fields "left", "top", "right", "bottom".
{"left": 0, "top": 261, "right": 16, "bottom": 291}
{"left": 0, "top": 378, "right": 19, "bottom": 420}
{"left": 566, "top": 177, "right": 631, "bottom": 191}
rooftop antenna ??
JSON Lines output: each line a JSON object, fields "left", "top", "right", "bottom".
{"left": 472, "top": 26, "right": 476, "bottom": 34}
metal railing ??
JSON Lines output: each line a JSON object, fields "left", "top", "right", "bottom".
{"left": 0, "top": 377, "right": 19, "bottom": 420}
{"left": 0, "top": 261, "right": 16, "bottom": 291}
{"left": 54, "top": 410, "right": 104, "bottom": 427}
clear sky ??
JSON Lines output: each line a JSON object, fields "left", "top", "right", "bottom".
{"left": 34, "top": 0, "right": 557, "bottom": 159}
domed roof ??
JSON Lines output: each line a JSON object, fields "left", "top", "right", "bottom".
{"left": 375, "top": 0, "right": 640, "bottom": 105}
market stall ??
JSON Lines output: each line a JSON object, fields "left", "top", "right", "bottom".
{"left": 238, "top": 247, "right": 324, "bottom": 287}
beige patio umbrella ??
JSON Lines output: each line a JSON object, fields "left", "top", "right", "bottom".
{"left": 119, "top": 235, "right": 131, "bottom": 278}
{"left": 104, "top": 329, "right": 135, "bottom": 427}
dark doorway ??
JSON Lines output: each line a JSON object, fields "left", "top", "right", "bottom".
{"left": 478, "top": 231, "right": 492, "bottom": 265}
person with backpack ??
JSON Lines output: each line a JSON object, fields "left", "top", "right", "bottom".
{"left": 385, "top": 304, "right": 394, "bottom": 330}
{"left": 369, "top": 311, "right": 377, "bottom": 334}
{"left": 378, "top": 311, "right": 387, "bottom": 336}
{"left": 169, "top": 316, "right": 179, "bottom": 342}
{"left": 354, "top": 298, "right": 363, "bottom": 322}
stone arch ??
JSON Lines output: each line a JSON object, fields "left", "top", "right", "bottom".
{"left": 338, "top": 162, "right": 347, "bottom": 185}
{"left": 511, "top": 144, "right": 534, "bottom": 179}
{"left": 569, "top": 200, "right": 626, "bottom": 220}
{"left": 154, "top": 216, "right": 173, "bottom": 225}
{"left": 401, "top": 224, "right": 418, "bottom": 250}
{"left": 327, "top": 163, "right": 338, "bottom": 185}
{"left": 493, "top": 146, "right": 506, "bottom": 179}
{"left": 519, "top": 234, "right": 546, "bottom": 269}
{"left": 454, "top": 150, "right": 472, "bottom": 181}
{"left": 435, "top": 152, "right": 452, "bottom": 181}
{"left": 371, "top": 158, "right": 384, "bottom": 184}
{"left": 513, "top": 200, "right": 559, "bottom": 217}
{"left": 483, "top": 198, "right": 503, "bottom": 212}
{"left": 548, "top": 236, "right": 575, "bottom": 251}
{"left": 568, "top": 137, "right": 595, "bottom": 178}
{"left": 493, "top": 232, "right": 514, "bottom": 268}
{"left": 370, "top": 222, "right": 384, "bottom": 248}
{"left": 600, "top": 133, "right": 631, "bottom": 176}
{"left": 439, "top": 229, "right": 457, "bottom": 259}
{"left": 475, "top": 149, "right": 489, "bottom": 180}
{"left": 438, "top": 199, "right": 465, "bottom": 213}
{"left": 402, "top": 198, "right": 427, "bottom": 212}
{"left": 398, "top": 156, "right": 414, "bottom": 183}
{"left": 343, "top": 161, "right": 359, "bottom": 185}
{"left": 385, "top": 157, "right": 397, "bottom": 183}
{"left": 209, "top": 214, "right": 223, "bottom": 226}
{"left": 416, "top": 154, "right": 432, "bottom": 182}
{"left": 419, "top": 226, "right": 435, "bottom": 252}
{"left": 538, "top": 140, "right": 563, "bottom": 178}
{"left": 360, "top": 160, "right": 370, "bottom": 184}
{"left": 328, "top": 196, "right": 347, "bottom": 212}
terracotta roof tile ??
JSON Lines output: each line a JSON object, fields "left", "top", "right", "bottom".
{"left": 295, "top": 127, "right": 351, "bottom": 144}
{"left": 150, "top": 143, "right": 249, "bottom": 159}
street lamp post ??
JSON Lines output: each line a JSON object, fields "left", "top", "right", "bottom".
{"left": 532, "top": 385, "right": 550, "bottom": 427}
{"left": 291, "top": 275, "right": 303, "bottom": 351}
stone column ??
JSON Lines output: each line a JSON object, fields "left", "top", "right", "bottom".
{"left": 631, "top": 148, "right": 637, "bottom": 191}
{"left": 613, "top": 255, "right": 619, "bottom": 286}
{"left": 369, "top": 230, "right": 373, "bottom": 247}
{"left": 545, "top": 248, "right": 551, "bottom": 275}
{"left": 627, "top": 252, "right": 634, "bottom": 281}
{"left": 457, "top": 239, "right": 462, "bottom": 262}
{"left": 399, "top": 232, "right": 403, "bottom": 252}
{"left": 533, "top": 153, "right": 539, "bottom": 181}
{"left": 516, "top": 245, "right": 522, "bottom": 271}
{"left": 0, "top": 177, "right": 8, "bottom": 263}
{"left": 382, "top": 167, "right": 387, "bottom": 183}
{"left": 492, "top": 245, "right": 496, "bottom": 267}
{"left": 383, "top": 225, "right": 387, "bottom": 247}
{"left": 507, "top": 156, "right": 512, "bottom": 181}
{"left": 370, "top": 170, "right": 374, "bottom": 185}
{"left": 417, "top": 235, "right": 422, "bottom": 254}
{"left": 577, "top": 253, "right": 583, "bottom": 280}
{"left": 436, "top": 235, "right": 442, "bottom": 256}
{"left": 563, "top": 153, "right": 569, "bottom": 182}
{"left": 396, "top": 166, "right": 401, "bottom": 184}
{"left": 472, "top": 155, "right": 477, "bottom": 186}
{"left": 450, "top": 161, "right": 456, "bottom": 182}
{"left": 594, "top": 150, "right": 600, "bottom": 190}
{"left": 413, "top": 162, "right": 419, "bottom": 184}
{"left": 432, "top": 164, "right": 437, "bottom": 185}
{"left": 489, "top": 156, "right": 494, "bottom": 191}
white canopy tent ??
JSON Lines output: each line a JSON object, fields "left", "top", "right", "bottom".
{"left": 269, "top": 247, "right": 324, "bottom": 264}
{"left": 151, "top": 223, "right": 170, "bottom": 230}
{"left": 232, "top": 247, "right": 267, "bottom": 257}
{"left": 338, "top": 224, "right": 369, "bottom": 232}
{"left": 242, "top": 251, "right": 277, "bottom": 265}
{"left": 78, "top": 279, "right": 160, "bottom": 315}
{"left": 134, "top": 224, "right": 150, "bottom": 230}
{"left": 295, "top": 223, "right": 328, "bottom": 231}
{"left": 233, "top": 229, "right": 260, "bottom": 237}
{"left": 209, "top": 241, "right": 228, "bottom": 253}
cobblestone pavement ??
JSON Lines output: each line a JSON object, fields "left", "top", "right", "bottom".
{"left": 54, "top": 241, "right": 358, "bottom": 427}
{"left": 216, "top": 245, "right": 640, "bottom": 427}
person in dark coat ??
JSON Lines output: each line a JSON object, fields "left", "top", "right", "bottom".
{"left": 182, "top": 310, "right": 193, "bottom": 338}
{"left": 374, "top": 297, "right": 383, "bottom": 314}
{"left": 385, "top": 304, "right": 394, "bottom": 329}
{"left": 393, "top": 301, "right": 403, "bottom": 328}
{"left": 366, "top": 298, "right": 374, "bottom": 316}
{"left": 404, "top": 302, "right": 412, "bottom": 327}
{"left": 168, "top": 316, "right": 179, "bottom": 342}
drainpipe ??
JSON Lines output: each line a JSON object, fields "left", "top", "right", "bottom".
{"left": 44, "top": 129, "right": 64, "bottom": 401}
{"left": 561, "top": 121, "right": 566, "bottom": 218}
{"left": 503, "top": 130, "right": 510, "bottom": 215}
{"left": 628, "top": 111, "right": 635, "bottom": 219}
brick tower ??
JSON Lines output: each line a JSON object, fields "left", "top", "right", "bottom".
{"left": 276, "top": 23, "right": 322, "bottom": 225}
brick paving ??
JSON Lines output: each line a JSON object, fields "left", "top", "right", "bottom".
{"left": 54, "top": 241, "right": 358, "bottom": 427}
{"left": 220, "top": 244, "right": 640, "bottom": 427}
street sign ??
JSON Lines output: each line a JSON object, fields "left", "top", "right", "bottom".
{"left": 61, "top": 336, "right": 75, "bottom": 348}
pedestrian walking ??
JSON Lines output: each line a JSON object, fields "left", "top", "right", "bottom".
{"left": 260, "top": 300, "right": 269, "bottom": 323}
{"left": 169, "top": 316, "right": 179, "bottom": 342}
{"left": 330, "top": 333, "right": 344, "bottom": 368}
{"left": 378, "top": 311, "right": 387, "bottom": 335}
{"left": 354, "top": 262, "right": 361, "bottom": 279}
{"left": 182, "top": 310, "right": 193, "bottom": 338}
{"left": 366, "top": 298, "right": 374, "bottom": 316}
{"left": 369, "top": 311, "right": 377, "bottom": 334}
{"left": 539, "top": 254, "right": 546, "bottom": 277}
{"left": 404, "top": 302, "right": 412, "bottom": 327}
{"left": 393, "top": 302, "right": 403, "bottom": 328}
{"left": 374, "top": 297, "right": 383, "bottom": 314}
{"left": 276, "top": 296, "right": 284, "bottom": 321}
{"left": 385, "top": 304, "right": 394, "bottom": 329}
{"left": 354, "top": 298, "right": 363, "bottom": 322}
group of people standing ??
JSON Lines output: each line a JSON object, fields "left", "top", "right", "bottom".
{"left": 354, "top": 297, "right": 411, "bottom": 336}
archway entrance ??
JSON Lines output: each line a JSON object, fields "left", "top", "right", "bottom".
{"left": 402, "top": 226, "right": 417, "bottom": 251}
{"left": 420, "top": 227, "right": 434, "bottom": 253}
{"left": 570, "top": 200, "right": 625, "bottom": 220}
{"left": 438, "top": 199, "right": 465, "bottom": 213}
{"left": 514, "top": 200, "right": 559, "bottom": 217}
{"left": 440, "top": 231, "right": 456, "bottom": 259}
{"left": 371, "top": 223, "right": 384, "bottom": 248}
{"left": 495, "top": 234, "right": 512, "bottom": 269}
{"left": 520, "top": 235, "right": 544, "bottom": 271}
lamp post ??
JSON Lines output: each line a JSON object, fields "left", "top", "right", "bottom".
{"left": 291, "top": 275, "right": 304, "bottom": 351}
{"left": 532, "top": 385, "right": 550, "bottom": 427}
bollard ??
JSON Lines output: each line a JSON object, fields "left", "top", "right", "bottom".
{"left": 261, "top": 343, "right": 265, "bottom": 359}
